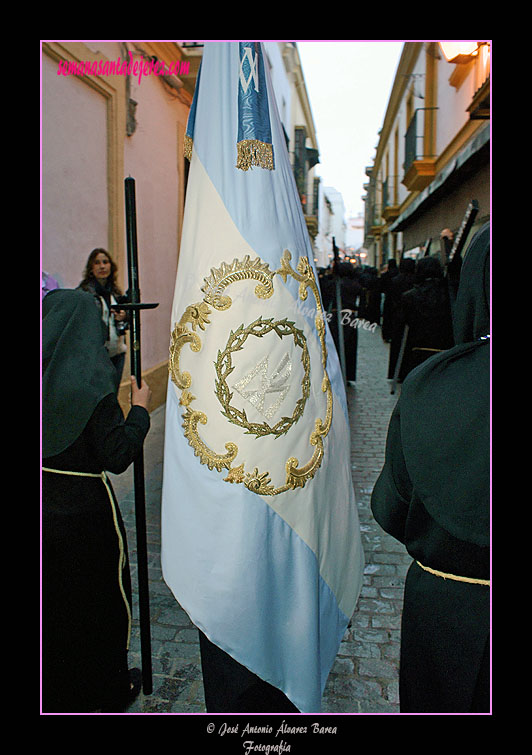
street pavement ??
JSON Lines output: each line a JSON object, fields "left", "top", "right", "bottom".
{"left": 109, "top": 324, "right": 411, "bottom": 715}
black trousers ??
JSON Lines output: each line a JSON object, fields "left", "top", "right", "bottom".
{"left": 198, "top": 631, "right": 300, "bottom": 713}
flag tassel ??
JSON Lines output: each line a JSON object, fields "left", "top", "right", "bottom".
{"left": 184, "top": 133, "right": 193, "bottom": 162}
{"left": 236, "top": 139, "right": 274, "bottom": 171}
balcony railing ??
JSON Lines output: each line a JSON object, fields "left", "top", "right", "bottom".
{"left": 381, "top": 176, "right": 400, "bottom": 222}
{"left": 403, "top": 108, "right": 438, "bottom": 191}
{"left": 404, "top": 108, "right": 438, "bottom": 174}
{"left": 382, "top": 178, "right": 389, "bottom": 209}
{"left": 382, "top": 176, "right": 400, "bottom": 210}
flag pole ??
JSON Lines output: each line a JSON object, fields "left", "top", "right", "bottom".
{"left": 123, "top": 176, "right": 159, "bottom": 695}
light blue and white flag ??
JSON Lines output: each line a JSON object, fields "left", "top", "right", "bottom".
{"left": 162, "top": 41, "right": 364, "bottom": 713}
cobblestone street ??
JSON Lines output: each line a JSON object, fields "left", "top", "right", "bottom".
{"left": 322, "top": 327, "right": 411, "bottom": 714}
{"left": 110, "top": 324, "right": 410, "bottom": 715}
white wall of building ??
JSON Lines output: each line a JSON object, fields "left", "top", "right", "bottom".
{"left": 346, "top": 213, "right": 364, "bottom": 252}
{"left": 324, "top": 186, "right": 346, "bottom": 250}
{"left": 313, "top": 184, "right": 348, "bottom": 267}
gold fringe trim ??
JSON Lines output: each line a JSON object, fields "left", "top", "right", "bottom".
{"left": 236, "top": 139, "right": 274, "bottom": 171}
{"left": 416, "top": 561, "right": 490, "bottom": 586}
{"left": 184, "top": 133, "right": 193, "bottom": 161}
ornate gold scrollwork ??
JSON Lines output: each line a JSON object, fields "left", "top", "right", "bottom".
{"left": 169, "top": 251, "right": 333, "bottom": 496}
{"left": 201, "top": 255, "right": 274, "bottom": 310}
{"left": 181, "top": 407, "right": 238, "bottom": 471}
{"left": 169, "top": 302, "right": 211, "bottom": 390}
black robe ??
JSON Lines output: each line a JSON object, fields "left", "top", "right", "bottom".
{"left": 320, "top": 266, "right": 361, "bottom": 382}
{"left": 359, "top": 268, "right": 381, "bottom": 325}
{"left": 396, "top": 277, "right": 454, "bottom": 381}
{"left": 42, "top": 289, "right": 150, "bottom": 712}
{"left": 380, "top": 266, "right": 399, "bottom": 341}
{"left": 386, "top": 266, "right": 416, "bottom": 379}
{"left": 42, "top": 395, "right": 150, "bottom": 712}
{"left": 371, "top": 223, "right": 490, "bottom": 713}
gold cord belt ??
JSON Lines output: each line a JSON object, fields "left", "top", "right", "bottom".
{"left": 42, "top": 467, "right": 132, "bottom": 648}
{"left": 416, "top": 560, "right": 490, "bottom": 586}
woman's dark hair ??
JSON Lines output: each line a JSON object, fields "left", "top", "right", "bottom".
{"left": 80, "top": 248, "right": 122, "bottom": 295}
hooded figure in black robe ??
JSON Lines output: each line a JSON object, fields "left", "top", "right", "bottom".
{"left": 387, "top": 258, "right": 416, "bottom": 379}
{"left": 358, "top": 266, "right": 381, "bottom": 325}
{"left": 395, "top": 255, "right": 455, "bottom": 381}
{"left": 320, "top": 262, "right": 362, "bottom": 382}
{"left": 42, "top": 289, "right": 150, "bottom": 712}
{"left": 380, "top": 258, "right": 399, "bottom": 342}
{"left": 370, "top": 222, "right": 490, "bottom": 713}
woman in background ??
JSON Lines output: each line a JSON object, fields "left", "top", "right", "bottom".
{"left": 79, "top": 248, "right": 128, "bottom": 391}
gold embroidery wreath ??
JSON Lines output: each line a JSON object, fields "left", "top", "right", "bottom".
{"left": 215, "top": 316, "right": 310, "bottom": 439}
{"left": 169, "top": 250, "right": 333, "bottom": 496}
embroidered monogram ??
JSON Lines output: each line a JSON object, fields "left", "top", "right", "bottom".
{"left": 239, "top": 45, "right": 259, "bottom": 94}
{"left": 168, "top": 251, "right": 333, "bottom": 496}
{"left": 234, "top": 352, "right": 292, "bottom": 421}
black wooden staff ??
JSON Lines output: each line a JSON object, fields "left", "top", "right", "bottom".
{"left": 448, "top": 200, "right": 479, "bottom": 264}
{"left": 123, "top": 177, "right": 159, "bottom": 695}
{"left": 446, "top": 199, "right": 480, "bottom": 311}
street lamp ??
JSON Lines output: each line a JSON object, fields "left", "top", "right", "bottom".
{"left": 439, "top": 42, "right": 481, "bottom": 64}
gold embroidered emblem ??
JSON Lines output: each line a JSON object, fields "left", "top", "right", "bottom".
{"left": 169, "top": 250, "right": 333, "bottom": 496}
{"left": 215, "top": 317, "right": 310, "bottom": 438}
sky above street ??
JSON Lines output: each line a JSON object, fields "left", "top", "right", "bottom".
{"left": 297, "top": 41, "right": 404, "bottom": 220}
